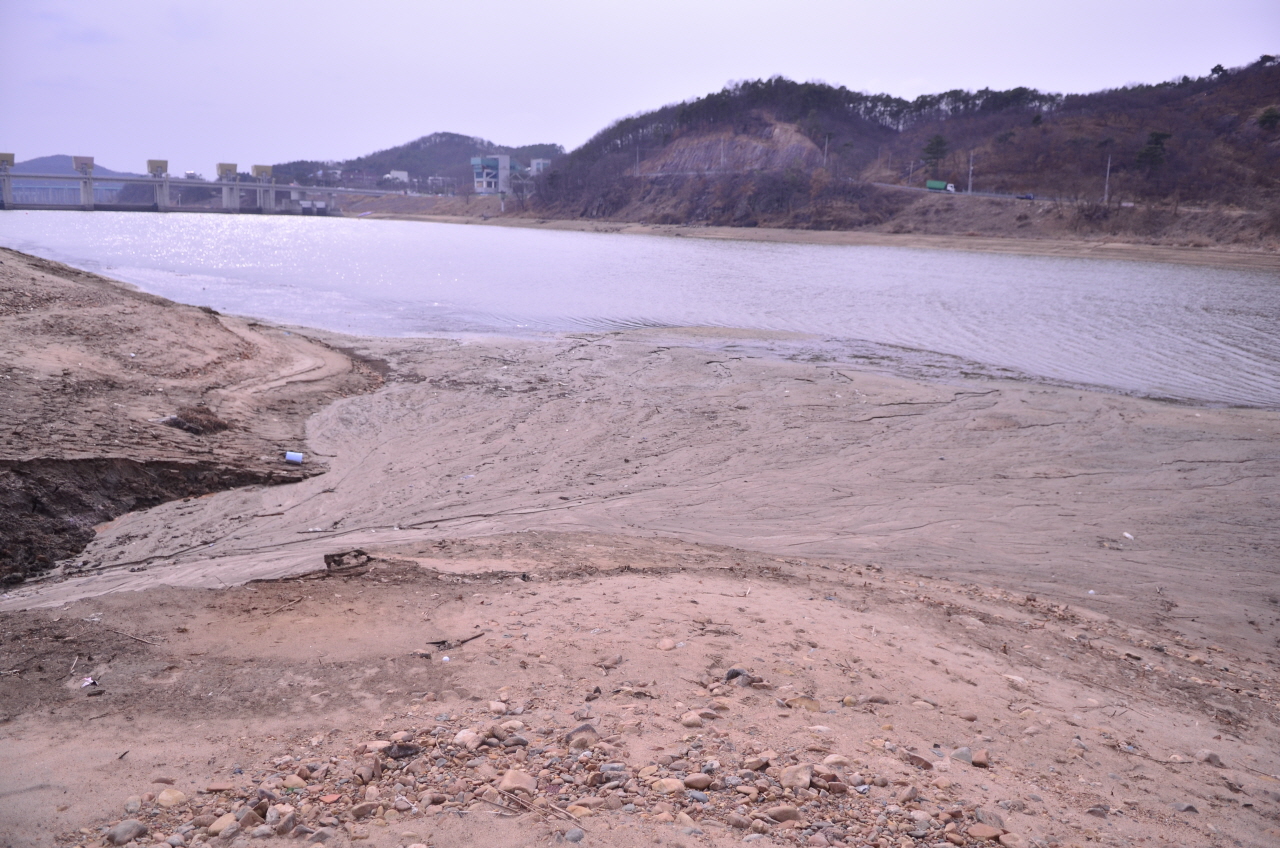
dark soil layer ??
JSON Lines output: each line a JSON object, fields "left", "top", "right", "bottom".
{"left": 0, "top": 458, "right": 315, "bottom": 584}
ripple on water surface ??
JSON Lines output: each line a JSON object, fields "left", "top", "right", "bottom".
{"left": 1, "top": 212, "right": 1278, "bottom": 407}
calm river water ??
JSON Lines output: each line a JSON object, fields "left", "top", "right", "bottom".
{"left": 2, "top": 211, "right": 1278, "bottom": 407}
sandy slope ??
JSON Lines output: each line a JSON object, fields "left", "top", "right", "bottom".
{"left": 2, "top": 533, "right": 1278, "bottom": 848}
{"left": 1, "top": 254, "right": 1278, "bottom": 848}
{"left": 0, "top": 248, "right": 380, "bottom": 582}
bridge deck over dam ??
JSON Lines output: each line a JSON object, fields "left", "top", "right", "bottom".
{"left": 0, "top": 171, "right": 402, "bottom": 215}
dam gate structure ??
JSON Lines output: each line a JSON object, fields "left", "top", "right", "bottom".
{"left": 0, "top": 155, "right": 394, "bottom": 215}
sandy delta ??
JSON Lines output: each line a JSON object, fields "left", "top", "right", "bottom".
{"left": 0, "top": 238, "right": 1277, "bottom": 848}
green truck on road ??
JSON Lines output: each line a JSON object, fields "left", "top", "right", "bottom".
{"left": 926, "top": 180, "right": 956, "bottom": 192}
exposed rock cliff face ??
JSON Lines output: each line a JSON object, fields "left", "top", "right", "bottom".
{"left": 639, "top": 120, "right": 825, "bottom": 175}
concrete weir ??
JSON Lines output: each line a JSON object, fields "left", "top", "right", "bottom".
{"left": 0, "top": 156, "right": 391, "bottom": 215}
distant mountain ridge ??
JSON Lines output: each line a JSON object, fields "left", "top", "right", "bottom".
{"left": 273, "top": 131, "right": 564, "bottom": 187}
{"left": 12, "top": 155, "right": 137, "bottom": 177}
{"left": 532, "top": 57, "right": 1280, "bottom": 227}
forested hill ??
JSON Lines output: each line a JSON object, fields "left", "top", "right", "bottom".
{"left": 273, "top": 132, "right": 563, "bottom": 187}
{"left": 534, "top": 57, "right": 1280, "bottom": 222}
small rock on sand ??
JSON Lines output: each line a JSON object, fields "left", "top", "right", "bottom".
{"left": 764, "top": 805, "right": 800, "bottom": 822}
{"left": 680, "top": 711, "right": 704, "bottom": 728}
{"left": 780, "top": 764, "right": 812, "bottom": 790}
{"left": 156, "top": 788, "right": 186, "bottom": 808}
{"left": 968, "top": 823, "right": 1004, "bottom": 840}
{"left": 497, "top": 769, "right": 537, "bottom": 796}
{"left": 975, "top": 809, "right": 1005, "bottom": 829}
{"left": 566, "top": 724, "right": 600, "bottom": 749}
{"left": 905, "top": 753, "right": 934, "bottom": 770}
{"left": 452, "top": 729, "right": 482, "bottom": 750}
{"left": 106, "top": 820, "right": 148, "bottom": 845}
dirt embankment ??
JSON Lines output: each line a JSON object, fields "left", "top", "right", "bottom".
{"left": 339, "top": 192, "right": 1280, "bottom": 268}
{"left": 0, "top": 249, "right": 381, "bottom": 584}
{"left": 2, "top": 532, "right": 1278, "bottom": 848}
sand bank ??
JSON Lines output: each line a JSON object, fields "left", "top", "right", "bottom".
{"left": 0, "top": 248, "right": 380, "bottom": 583}
{"left": 2, "top": 252, "right": 1278, "bottom": 848}
{"left": 353, "top": 211, "right": 1280, "bottom": 273}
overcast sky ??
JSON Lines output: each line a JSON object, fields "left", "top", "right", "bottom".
{"left": 2, "top": 0, "right": 1276, "bottom": 175}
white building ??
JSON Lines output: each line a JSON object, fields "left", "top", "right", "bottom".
{"left": 470, "top": 155, "right": 510, "bottom": 194}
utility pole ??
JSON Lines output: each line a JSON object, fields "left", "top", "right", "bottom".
{"left": 907, "top": 160, "right": 914, "bottom": 185}
{"left": 967, "top": 150, "right": 974, "bottom": 193}
{"left": 823, "top": 135, "right": 829, "bottom": 168}
{"left": 1103, "top": 153, "right": 1112, "bottom": 204}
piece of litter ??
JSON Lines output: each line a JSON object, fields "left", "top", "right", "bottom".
{"left": 81, "top": 677, "right": 97, "bottom": 688}
{"left": 441, "top": 656, "right": 450, "bottom": 662}
{"left": 1123, "top": 532, "right": 1134, "bottom": 540}
{"left": 284, "top": 451, "right": 305, "bottom": 464}
{"left": 1088, "top": 590, "right": 1096, "bottom": 594}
